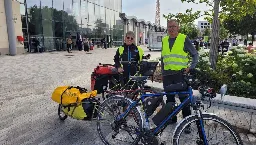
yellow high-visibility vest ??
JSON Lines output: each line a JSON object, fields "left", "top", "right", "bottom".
{"left": 118, "top": 46, "right": 144, "bottom": 61}
{"left": 161, "top": 33, "right": 189, "bottom": 70}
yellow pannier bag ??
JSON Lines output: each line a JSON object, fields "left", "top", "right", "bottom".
{"left": 62, "top": 104, "right": 87, "bottom": 120}
{"left": 51, "top": 86, "right": 97, "bottom": 105}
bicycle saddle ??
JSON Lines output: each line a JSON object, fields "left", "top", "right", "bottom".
{"left": 130, "top": 76, "right": 148, "bottom": 82}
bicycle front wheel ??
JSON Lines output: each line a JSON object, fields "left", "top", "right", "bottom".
{"left": 173, "top": 113, "right": 243, "bottom": 145}
{"left": 97, "top": 95, "right": 143, "bottom": 145}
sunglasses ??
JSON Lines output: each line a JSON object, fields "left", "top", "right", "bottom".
{"left": 126, "top": 37, "right": 134, "bottom": 40}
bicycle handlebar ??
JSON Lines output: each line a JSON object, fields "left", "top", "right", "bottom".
{"left": 120, "top": 61, "right": 137, "bottom": 64}
{"left": 181, "top": 69, "right": 217, "bottom": 99}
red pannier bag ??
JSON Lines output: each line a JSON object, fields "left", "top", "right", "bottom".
{"left": 91, "top": 64, "right": 118, "bottom": 92}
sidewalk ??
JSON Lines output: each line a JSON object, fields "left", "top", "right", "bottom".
{"left": 0, "top": 48, "right": 117, "bottom": 145}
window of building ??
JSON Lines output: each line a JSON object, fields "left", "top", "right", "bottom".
{"left": 100, "top": 6, "right": 106, "bottom": 24}
{"left": 95, "top": 5, "right": 101, "bottom": 21}
{"left": 88, "top": 2, "right": 95, "bottom": 29}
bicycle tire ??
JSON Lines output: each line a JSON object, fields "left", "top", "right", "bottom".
{"left": 97, "top": 95, "right": 143, "bottom": 145}
{"left": 58, "top": 104, "right": 68, "bottom": 121}
{"left": 173, "top": 113, "right": 243, "bottom": 145}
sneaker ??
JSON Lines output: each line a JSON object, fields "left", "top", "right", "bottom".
{"left": 184, "top": 126, "right": 191, "bottom": 134}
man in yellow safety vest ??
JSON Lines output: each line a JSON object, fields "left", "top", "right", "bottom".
{"left": 161, "top": 19, "right": 199, "bottom": 134}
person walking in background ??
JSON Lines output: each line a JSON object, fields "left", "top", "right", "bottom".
{"left": 247, "top": 43, "right": 255, "bottom": 53}
{"left": 66, "top": 35, "right": 73, "bottom": 53}
{"left": 220, "top": 39, "right": 230, "bottom": 55}
{"left": 244, "top": 39, "right": 247, "bottom": 46}
{"left": 193, "top": 39, "right": 200, "bottom": 51}
{"left": 89, "top": 40, "right": 94, "bottom": 50}
{"left": 103, "top": 38, "right": 107, "bottom": 49}
{"left": 77, "top": 38, "right": 83, "bottom": 51}
{"left": 232, "top": 38, "right": 238, "bottom": 46}
{"left": 83, "top": 38, "right": 89, "bottom": 52}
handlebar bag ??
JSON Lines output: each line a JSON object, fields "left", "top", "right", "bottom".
{"left": 164, "top": 82, "right": 188, "bottom": 92}
{"left": 140, "top": 61, "right": 159, "bottom": 76}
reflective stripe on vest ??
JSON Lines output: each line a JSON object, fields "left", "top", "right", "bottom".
{"left": 161, "top": 33, "right": 188, "bottom": 70}
{"left": 118, "top": 46, "right": 144, "bottom": 61}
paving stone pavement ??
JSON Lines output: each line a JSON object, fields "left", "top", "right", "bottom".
{"left": 0, "top": 49, "right": 117, "bottom": 145}
{"left": 0, "top": 47, "right": 255, "bottom": 145}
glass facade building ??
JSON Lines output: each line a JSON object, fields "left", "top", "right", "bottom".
{"left": 17, "top": 0, "right": 123, "bottom": 52}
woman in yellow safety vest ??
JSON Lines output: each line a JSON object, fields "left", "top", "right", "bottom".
{"left": 114, "top": 31, "right": 150, "bottom": 85}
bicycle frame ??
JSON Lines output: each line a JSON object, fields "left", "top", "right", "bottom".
{"left": 108, "top": 71, "right": 141, "bottom": 91}
{"left": 116, "top": 86, "right": 208, "bottom": 144}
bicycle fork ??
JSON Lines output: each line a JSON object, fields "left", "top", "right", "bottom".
{"left": 195, "top": 110, "right": 208, "bottom": 145}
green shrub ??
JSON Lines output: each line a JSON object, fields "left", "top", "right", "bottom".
{"left": 196, "top": 47, "right": 256, "bottom": 98}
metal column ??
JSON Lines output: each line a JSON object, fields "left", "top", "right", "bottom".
{"left": 24, "top": 0, "right": 31, "bottom": 52}
{"left": 4, "top": 0, "right": 17, "bottom": 55}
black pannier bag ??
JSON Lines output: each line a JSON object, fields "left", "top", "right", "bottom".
{"left": 61, "top": 97, "right": 99, "bottom": 120}
{"left": 139, "top": 61, "right": 159, "bottom": 76}
{"left": 93, "top": 74, "right": 109, "bottom": 94}
{"left": 152, "top": 102, "right": 176, "bottom": 126}
{"left": 81, "top": 98, "right": 99, "bottom": 120}
{"left": 144, "top": 95, "right": 163, "bottom": 116}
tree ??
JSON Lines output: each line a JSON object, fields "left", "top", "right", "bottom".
{"left": 112, "top": 24, "right": 124, "bottom": 41}
{"left": 219, "top": 24, "right": 229, "bottom": 40}
{"left": 223, "top": 12, "right": 256, "bottom": 41}
{"left": 180, "top": 0, "right": 256, "bottom": 69}
{"left": 163, "top": 8, "right": 201, "bottom": 25}
{"left": 28, "top": 5, "right": 79, "bottom": 37}
{"left": 179, "top": 23, "right": 199, "bottom": 39}
{"left": 203, "top": 27, "right": 211, "bottom": 36}
{"left": 94, "top": 19, "right": 107, "bottom": 38}
{"left": 163, "top": 8, "right": 201, "bottom": 40}
{"left": 209, "top": 0, "right": 220, "bottom": 70}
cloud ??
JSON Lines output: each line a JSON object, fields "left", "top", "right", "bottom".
{"left": 123, "top": 0, "right": 156, "bottom": 23}
{"left": 122, "top": 0, "right": 211, "bottom": 26}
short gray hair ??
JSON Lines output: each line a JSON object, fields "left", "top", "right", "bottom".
{"left": 167, "top": 19, "right": 180, "bottom": 26}
{"left": 126, "top": 31, "right": 135, "bottom": 38}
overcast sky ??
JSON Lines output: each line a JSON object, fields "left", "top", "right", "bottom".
{"left": 122, "top": 0, "right": 211, "bottom": 26}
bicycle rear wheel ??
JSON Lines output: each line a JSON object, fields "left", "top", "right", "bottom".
{"left": 173, "top": 113, "right": 243, "bottom": 145}
{"left": 97, "top": 96, "right": 143, "bottom": 145}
